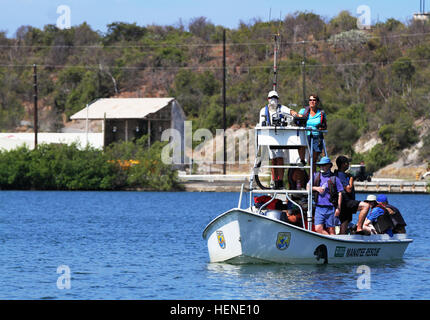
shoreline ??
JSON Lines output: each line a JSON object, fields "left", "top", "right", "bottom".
{"left": 178, "top": 174, "right": 430, "bottom": 194}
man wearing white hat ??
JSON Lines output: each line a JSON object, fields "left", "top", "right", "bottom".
{"left": 258, "top": 90, "right": 300, "bottom": 189}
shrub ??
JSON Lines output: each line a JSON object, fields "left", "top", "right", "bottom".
{"left": 351, "top": 144, "right": 397, "bottom": 174}
{"left": 0, "top": 139, "right": 180, "bottom": 191}
{"left": 419, "top": 132, "right": 430, "bottom": 161}
{"left": 325, "top": 118, "right": 359, "bottom": 155}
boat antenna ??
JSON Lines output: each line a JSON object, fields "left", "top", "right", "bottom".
{"left": 272, "top": 12, "right": 283, "bottom": 92}
{"left": 272, "top": 32, "right": 280, "bottom": 91}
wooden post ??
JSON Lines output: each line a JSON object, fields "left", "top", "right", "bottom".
{"left": 223, "top": 28, "right": 227, "bottom": 175}
{"left": 148, "top": 119, "right": 151, "bottom": 147}
{"left": 33, "top": 64, "right": 38, "bottom": 149}
{"left": 302, "top": 41, "right": 307, "bottom": 106}
{"left": 85, "top": 103, "right": 89, "bottom": 146}
{"left": 103, "top": 112, "right": 106, "bottom": 151}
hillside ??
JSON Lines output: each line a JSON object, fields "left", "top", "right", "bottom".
{"left": 0, "top": 12, "right": 429, "bottom": 175}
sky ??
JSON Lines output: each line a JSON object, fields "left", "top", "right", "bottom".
{"left": 0, "top": 0, "right": 424, "bottom": 37}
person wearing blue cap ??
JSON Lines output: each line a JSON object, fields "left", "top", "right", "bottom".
{"left": 375, "top": 194, "right": 407, "bottom": 234}
{"left": 307, "top": 156, "right": 344, "bottom": 235}
{"left": 363, "top": 194, "right": 400, "bottom": 236}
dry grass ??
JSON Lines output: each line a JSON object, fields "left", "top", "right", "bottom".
{"left": 375, "top": 166, "right": 428, "bottom": 180}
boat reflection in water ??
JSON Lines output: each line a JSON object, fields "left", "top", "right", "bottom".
{"left": 205, "top": 261, "right": 406, "bottom": 299}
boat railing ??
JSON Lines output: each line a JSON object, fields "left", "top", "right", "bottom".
{"left": 249, "top": 125, "right": 328, "bottom": 232}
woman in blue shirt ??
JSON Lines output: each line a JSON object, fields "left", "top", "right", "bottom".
{"left": 298, "top": 94, "right": 327, "bottom": 171}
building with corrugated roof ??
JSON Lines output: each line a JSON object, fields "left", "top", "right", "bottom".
{"left": 70, "top": 97, "right": 186, "bottom": 147}
{"left": 0, "top": 98, "right": 186, "bottom": 154}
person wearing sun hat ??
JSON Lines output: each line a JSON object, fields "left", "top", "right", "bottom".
{"left": 362, "top": 194, "right": 395, "bottom": 236}
{"left": 307, "top": 156, "right": 344, "bottom": 235}
{"left": 258, "top": 90, "right": 301, "bottom": 189}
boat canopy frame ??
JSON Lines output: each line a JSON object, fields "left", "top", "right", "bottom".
{"left": 248, "top": 125, "right": 327, "bottom": 232}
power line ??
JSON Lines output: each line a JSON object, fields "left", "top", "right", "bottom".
{"left": 1, "top": 31, "right": 430, "bottom": 49}
{"left": 0, "top": 57, "right": 426, "bottom": 71}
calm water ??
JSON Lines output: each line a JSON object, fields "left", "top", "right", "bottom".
{"left": 0, "top": 191, "right": 429, "bottom": 300}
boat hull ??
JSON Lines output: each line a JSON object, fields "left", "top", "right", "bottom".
{"left": 202, "top": 209, "right": 413, "bottom": 264}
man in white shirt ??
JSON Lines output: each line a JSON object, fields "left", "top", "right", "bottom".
{"left": 258, "top": 90, "right": 299, "bottom": 189}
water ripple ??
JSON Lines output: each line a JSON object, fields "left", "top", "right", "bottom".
{"left": 0, "top": 191, "right": 428, "bottom": 299}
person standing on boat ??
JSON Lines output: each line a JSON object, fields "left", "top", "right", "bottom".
{"left": 335, "top": 156, "right": 370, "bottom": 235}
{"left": 297, "top": 94, "right": 327, "bottom": 172}
{"left": 307, "top": 156, "right": 343, "bottom": 235}
{"left": 259, "top": 90, "right": 301, "bottom": 189}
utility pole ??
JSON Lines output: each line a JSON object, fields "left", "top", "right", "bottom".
{"left": 273, "top": 34, "right": 279, "bottom": 91}
{"left": 301, "top": 41, "right": 307, "bottom": 106}
{"left": 33, "top": 64, "right": 38, "bottom": 149}
{"left": 223, "top": 28, "right": 227, "bottom": 175}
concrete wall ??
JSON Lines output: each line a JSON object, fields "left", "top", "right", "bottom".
{"left": 0, "top": 133, "right": 104, "bottom": 151}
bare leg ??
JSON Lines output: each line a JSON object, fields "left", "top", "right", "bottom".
{"left": 298, "top": 147, "right": 306, "bottom": 163}
{"left": 270, "top": 159, "right": 278, "bottom": 182}
{"left": 339, "top": 220, "right": 350, "bottom": 235}
{"left": 271, "top": 158, "right": 283, "bottom": 180}
{"left": 356, "top": 202, "right": 370, "bottom": 232}
{"left": 315, "top": 224, "right": 329, "bottom": 235}
{"left": 275, "top": 158, "right": 284, "bottom": 182}
{"left": 327, "top": 227, "right": 336, "bottom": 235}
{"left": 363, "top": 223, "right": 376, "bottom": 235}
{"left": 271, "top": 158, "right": 284, "bottom": 188}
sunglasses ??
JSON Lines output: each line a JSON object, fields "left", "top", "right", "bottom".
{"left": 309, "top": 99, "right": 317, "bottom": 102}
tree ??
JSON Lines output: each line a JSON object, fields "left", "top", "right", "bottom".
{"left": 328, "top": 11, "right": 357, "bottom": 34}
{"left": 392, "top": 57, "right": 415, "bottom": 94}
{"left": 188, "top": 17, "right": 216, "bottom": 42}
{"left": 104, "top": 22, "right": 146, "bottom": 44}
{"left": 325, "top": 118, "right": 359, "bottom": 155}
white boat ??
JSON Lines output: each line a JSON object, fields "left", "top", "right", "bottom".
{"left": 202, "top": 125, "right": 413, "bottom": 264}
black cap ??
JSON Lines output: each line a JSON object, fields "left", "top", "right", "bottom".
{"left": 336, "top": 156, "right": 351, "bottom": 168}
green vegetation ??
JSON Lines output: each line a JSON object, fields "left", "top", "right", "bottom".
{"left": 1, "top": 11, "right": 430, "bottom": 175}
{"left": 420, "top": 132, "right": 430, "bottom": 161}
{"left": 0, "top": 137, "right": 181, "bottom": 191}
{"left": 351, "top": 144, "right": 397, "bottom": 174}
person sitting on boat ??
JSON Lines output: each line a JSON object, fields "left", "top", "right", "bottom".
{"left": 297, "top": 94, "right": 327, "bottom": 172}
{"left": 307, "top": 156, "right": 343, "bottom": 235}
{"left": 335, "top": 156, "right": 370, "bottom": 235}
{"left": 362, "top": 194, "right": 395, "bottom": 236}
{"left": 285, "top": 202, "right": 304, "bottom": 228}
{"left": 258, "top": 90, "right": 301, "bottom": 189}
{"left": 374, "top": 194, "right": 407, "bottom": 234}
